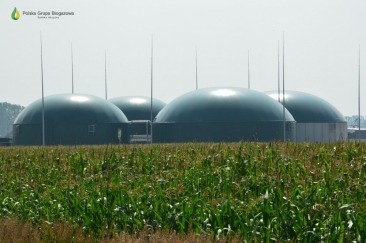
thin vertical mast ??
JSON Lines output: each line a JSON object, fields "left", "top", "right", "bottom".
{"left": 282, "top": 32, "right": 286, "bottom": 142}
{"left": 358, "top": 44, "right": 361, "bottom": 131}
{"left": 278, "top": 40, "right": 280, "bottom": 103}
{"left": 71, "top": 43, "right": 74, "bottom": 94}
{"left": 150, "top": 34, "right": 154, "bottom": 144}
{"left": 248, "top": 50, "right": 250, "bottom": 89}
{"left": 105, "top": 49, "right": 108, "bottom": 100}
{"left": 40, "top": 32, "right": 45, "bottom": 146}
{"left": 195, "top": 46, "right": 198, "bottom": 90}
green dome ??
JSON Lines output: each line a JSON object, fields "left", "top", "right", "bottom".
{"left": 15, "top": 94, "right": 128, "bottom": 124}
{"left": 156, "top": 87, "right": 295, "bottom": 123}
{"left": 13, "top": 94, "right": 130, "bottom": 145}
{"left": 266, "top": 91, "right": 346, "bottom": 123}
{"left": 109, "top": 96, "right": 166, "bottom": 121}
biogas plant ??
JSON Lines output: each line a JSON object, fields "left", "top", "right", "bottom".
{"left": 12, "top": 87, "right": 348, "bottom": 145}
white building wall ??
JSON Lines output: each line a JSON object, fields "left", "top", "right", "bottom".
{"left": 296, "top": 123, "right": 347, "bottom": 142}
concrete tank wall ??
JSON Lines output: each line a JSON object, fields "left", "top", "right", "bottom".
{"left": 296, "top": 122, "right": 347, "bottom": 142}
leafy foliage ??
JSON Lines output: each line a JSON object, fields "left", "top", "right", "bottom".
{"left": 0, "top": 143, "right": 365, "bottom": 241}
{"left": 345, "top": 115, "right": 366, "bottom": 128}
{"left": 0, "top": 102, "right": 24, "bottom": 137}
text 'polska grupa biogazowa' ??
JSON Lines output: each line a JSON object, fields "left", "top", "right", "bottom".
{"left": 23, "top": 11, "right": 74, "bottom": 19}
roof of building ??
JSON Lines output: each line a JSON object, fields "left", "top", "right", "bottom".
{"left": 266, "top": 90, "right": 346, "bottom": 123}
{"left": 109, "top": 96, "right": 166, "bottom": 121}
{"left": 14, "top": 94, "right": 128, "bottom": 124}
{"left": 155, "top": 87, "right": 295, "bottom": 123}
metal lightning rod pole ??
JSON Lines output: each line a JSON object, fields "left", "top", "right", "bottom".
{"left": 278, "top": 40, "right": 280, "bottom": 103}
{"left": 248, "top": 50, "right": 250, "bottom": 89}
{"left": 71, "top": 43, "right": 74, "bottom": 94}
{"left": 196, "top": 46, "right": 198, "bottom": 90}
{"left": 359, "top": 44, "right": 361, "bottom": 131}
{"left": 40, "top": 32, "right": 45, "bottom": 146}
{"left": 150, "top": 34, "right": 154, "bottom": 144}
{"left": 282, "top": 32, "right": 286, "bottom": 142}
{"left": 105, "top": 49, "right": 108, "bottom": 100}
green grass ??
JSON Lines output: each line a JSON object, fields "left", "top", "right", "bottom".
{"left": 0, "top": 142, "right": 366, "bottom": 242}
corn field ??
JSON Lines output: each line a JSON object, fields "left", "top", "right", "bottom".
{"left": 0, "top": 142, "right": 366, "bottom": 242}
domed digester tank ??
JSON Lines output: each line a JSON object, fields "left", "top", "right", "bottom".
{"left": 13, "top": 94, "right": 129, "bottom": 145}
{"left": 154, "top": 87, "right": 296, "bottom": 142}
{"left": 266, "top": 90, "right": 347, "bottom": 142}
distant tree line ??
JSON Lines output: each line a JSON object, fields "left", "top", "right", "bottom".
{"left": 345, "top": 115, "right": 366, "bottom": 129}
{"left": 0, "top": 102, "right": 24, "bottom": 138}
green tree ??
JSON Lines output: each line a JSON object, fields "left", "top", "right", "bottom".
{"left": 0, "top": 102, "right": 24, "bottom": 138}
{"left": 345, "top": 115, "right": 366, "bottom": 129}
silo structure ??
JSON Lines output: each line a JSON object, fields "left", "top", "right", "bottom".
{"left": 109, "top": 96, "right": 166, "bottom": 120}
{"left": 109, "top": 96, "right": 166, "bottom": 143}
{"left": 266, "top": 91, "right": 347, "bottom": 142}
{"left": 13, "top": 94, "right": 129, "bottom": 145}
{"left": 154, "top": 87, "right": 296, "bottom": 142}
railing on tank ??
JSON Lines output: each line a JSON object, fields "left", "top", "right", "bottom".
{"left": 0, "top": 138, "right": 12, "bottom": 146}
{"left": 129, "top": 120, "right": 151, "bottom": 144}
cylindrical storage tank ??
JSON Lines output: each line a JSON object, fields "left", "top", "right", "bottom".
{"left": 266, "top": 91, "right": 347, "bottom": 142}
{"left": 109, "top": 96, "right": 166, "bottom": 140}
{"left": 109, "top": 96, "right": 166, "bottom": 121}
{"left": 13, "top": 94, "right": 129, "bottom": 145}
{"left": 154, "top": 87, "right": 296, "bottom": 142}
